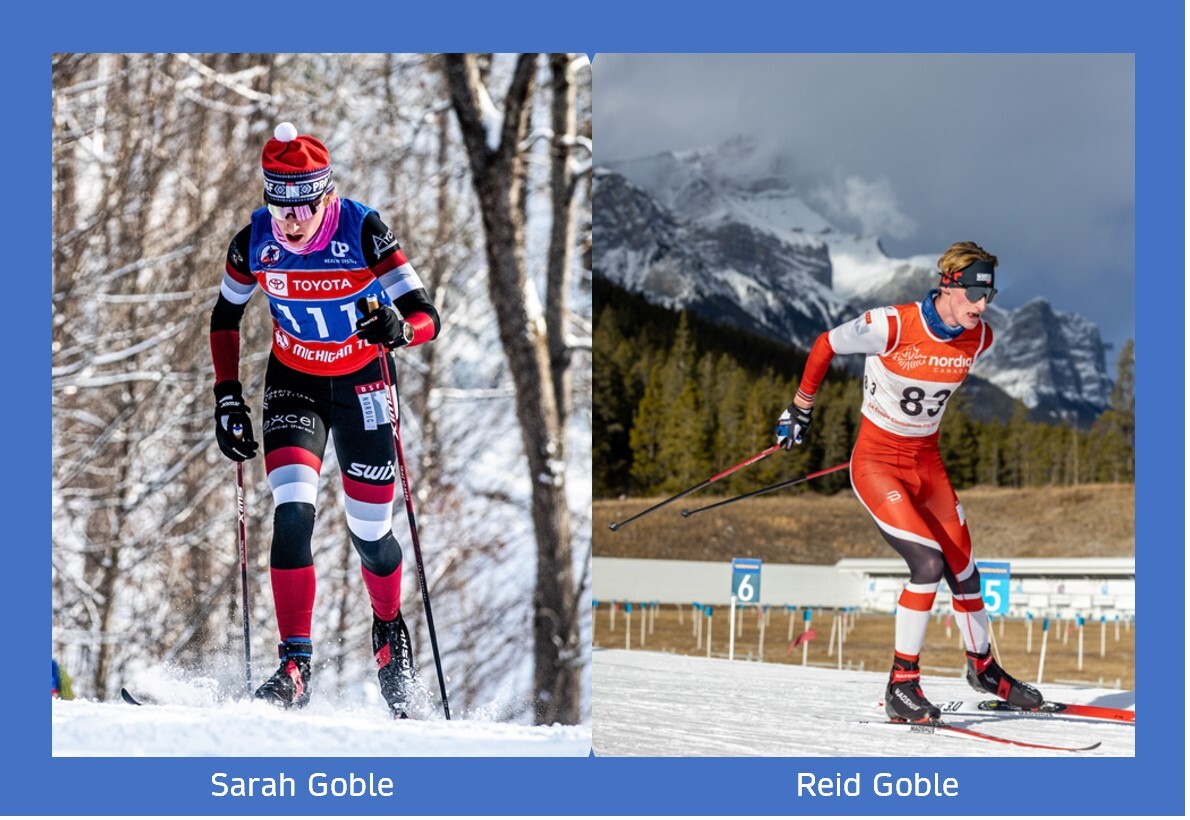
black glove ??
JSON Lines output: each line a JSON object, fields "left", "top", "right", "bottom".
{"left": 213, "top": 380, "right": 259, "bottom": 462}
{"left": 775, "top": 402, "right": 813, "bottom": 449}
{"left": 356, "top": 297, "right": 413, "bottom": 349}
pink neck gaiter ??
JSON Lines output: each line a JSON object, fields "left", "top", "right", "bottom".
{"left": 271, "top": 195, "right": 342, "bottom": 255}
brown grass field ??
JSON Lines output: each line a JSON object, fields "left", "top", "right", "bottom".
{"left": 594, "top": 483, "right": 1134, "bottom": 562}
{"left": 594, "top": 605, "right": 1135, "bottom": 691}
{"left": 593, "top": 484, "right": 1135, "bottom": 689}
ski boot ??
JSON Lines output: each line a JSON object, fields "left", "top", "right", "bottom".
{"left": 965, "top": 649, "right": 1044, "bottom": 708}
{"left": 373, "top": 611, "right": 417, "bottom": 719}
{"left": 255, "top": 638, "right": 313, "bottom": 709}
{"left": 884, "top": 656, "right": 941, "bottom": 723}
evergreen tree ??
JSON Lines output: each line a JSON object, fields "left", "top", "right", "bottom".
{"left": 710, "top": 354, "right": 750, "bottom": 484}
{"left": 629, "top": 363, "right": 668, "bottom": 493}
{"left": 816, "top": 380, "right": 856, "bottom": 494}
{"left": 1089, "top": 339, "right": 1135, "bottom": 482}
{"left": 740, "top": 374, "right": 793, "bottom": 490}
{"left": 1065, "top": 425, "right": 1082, "bottom": 486}
{"left": 660, "top": 311, "right": 697, "bottom": 389}
{"left": 654, "top": 373, "right": 711, "bottom": 492}
{"left": 593, "top": 308, "right": 631, "bottom": 494}
{"left": 593, "top": 277, "right": 1131, "bottom": 497}
{"left": 1004, "top": 401, "right": 1032, "bottom": 487}
{"left": 938, "top": 391, "right": 978, "bottom": 488}
{"left": 975, "top": 419, "right": 1004, "bottom": 486}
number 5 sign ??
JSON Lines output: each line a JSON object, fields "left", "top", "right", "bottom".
{"left": 977, "top": 561, "right": 1011, "bottom": 616}
{"left": 732, "top": 557, "right": 762, "bottom": 604}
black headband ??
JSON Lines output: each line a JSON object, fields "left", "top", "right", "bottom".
{"left": 942, "top": 259, "right": 996, "bottom": 288}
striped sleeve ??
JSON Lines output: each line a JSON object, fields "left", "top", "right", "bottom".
{"left": 374, "top": 248, "right": 427, "bottom": 302}
{"left": 362, "top": 211, "right": 440, "bottom": 345}
{"left": 361, "top": 211, "right": 426, "bottom": 300}
{"left": 219, "top": 226, "right": 257, "bottom": 305}
{"left": 796, "top": 307, "right": 897, "bottom": 405}
{"left": 210, "top": 226, "right": 254, "bottom": 385}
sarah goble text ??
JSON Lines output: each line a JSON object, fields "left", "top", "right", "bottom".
{"left": 211, "top": 771, "right": 394, "bottom": 798}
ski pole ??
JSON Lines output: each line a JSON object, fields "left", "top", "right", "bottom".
{"left": 608, "top": 444, "right": 781, "bottom": 531}
{"left": 679, "top": 461, "right": 850, "bottom": 518}
{"left": 367, "top": 297, "right": 452, "bottom": 720}
{"left": 231, "top": 425, "right": 252, "bottom": 698}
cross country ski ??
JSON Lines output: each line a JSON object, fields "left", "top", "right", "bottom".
{"left": 934, "top": 699, "right": 1134, "bottom": 724}
{"left": 864, "top": 719, "right": 1103, "bottom": 752}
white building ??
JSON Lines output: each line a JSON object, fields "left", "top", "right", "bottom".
{"left": 593, "top": 556, "right": 1134, "bottom": 621}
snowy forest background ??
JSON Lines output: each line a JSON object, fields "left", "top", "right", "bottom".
{"left": 51, "top": 53, "right": 592, "bottom": 725}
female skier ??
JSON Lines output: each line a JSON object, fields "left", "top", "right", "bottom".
{"left": 776, "top": 241, "right": 1043, "bottom": 722}
{"left": 209, "top": 123, "right": 440, "bottom": 717}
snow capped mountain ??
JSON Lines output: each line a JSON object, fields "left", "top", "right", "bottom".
{"left": 610, "top": 137, "right": 836, "bottom": 243}
{"left": 594, "top": 140, "right": 1112, "bottom": 423}
{"left": 593, "top": 165, "right": 850, "bottom": 353}
{"left": 976, "top": 299, "right": 1113, "bottom": 423}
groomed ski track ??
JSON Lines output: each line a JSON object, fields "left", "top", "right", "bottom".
{"left": 593, "top": 649, "right": 1133, "bottom": 757}
{"left": 53, "top": 698, "right": 590, "bottom": 757}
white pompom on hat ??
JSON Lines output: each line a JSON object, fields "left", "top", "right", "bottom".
{"left": 261, "top": 122, "right": 333, "bottom": 206}
{"left": 274, "top": 121, "right": 299, "bottom": 142}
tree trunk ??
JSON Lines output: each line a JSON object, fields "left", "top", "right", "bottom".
{"left": 546, "top": 53, "right": 579, "bottom": 427}
{"left": 443, "top": 54, "right": 581, "bottom": 724}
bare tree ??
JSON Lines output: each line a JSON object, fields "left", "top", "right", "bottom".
{"left": 546, "top": 53, "right": 591, "bottom": 421}
{"left": 52, "top": 53, "right": 280, "bottom": 696}
{"left": 443, "top": 53, "right": 583, "bottom": 724}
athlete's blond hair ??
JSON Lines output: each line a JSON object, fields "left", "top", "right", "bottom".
{"left": 937, "top": 241, "right": 998, "bottom": 278}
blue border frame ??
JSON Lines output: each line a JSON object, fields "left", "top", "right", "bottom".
{"left": 24, "top": 0, "right": 1181, "bottom": 815}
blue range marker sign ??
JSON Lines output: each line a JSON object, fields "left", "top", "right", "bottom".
{"left": 731, "top": 557, "right": 762, "bottom": 604}
{"left": 976, "top": 560, "right": 1011, "bottom": 616}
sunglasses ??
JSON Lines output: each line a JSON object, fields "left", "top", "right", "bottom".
{"left": 266, "top": 199, "right": 322, "bottom": 222}
{"left": 952, "top": 284, "right": 998, "bottom": 304}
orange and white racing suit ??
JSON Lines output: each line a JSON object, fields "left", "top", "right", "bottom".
{"left": 795, "top": 301, "right": 996, "bottom": 661}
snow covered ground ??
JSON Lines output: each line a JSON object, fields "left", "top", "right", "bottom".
{"left": 593, "top": 649, "right": 1134, "bottom": 758}
{"left": 53, "top": 693, "right": 590, "bottom": 757}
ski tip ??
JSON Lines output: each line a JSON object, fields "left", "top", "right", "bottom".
{"left": 679, "top": 509, "right": 691, "bottom": 517}
{"left": 608, "top": 522, "right": 620, "bottom": 532}
{"left": 119, "top": 687, "right": 143, "bottom": 706}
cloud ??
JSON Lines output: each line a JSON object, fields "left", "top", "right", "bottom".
{"left": 593, "top": 53, "right": 1133, "bottom": 353}
{"left": 811, "top": 174, "right": 916, "bottom": 240}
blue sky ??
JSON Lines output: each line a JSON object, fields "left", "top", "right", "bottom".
{"left": 594, "top": 54, "right": 1134, "bottom": 371}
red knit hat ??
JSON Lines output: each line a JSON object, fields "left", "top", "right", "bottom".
{"left": 261, "top": 122, "right": 334, "bottom": 206}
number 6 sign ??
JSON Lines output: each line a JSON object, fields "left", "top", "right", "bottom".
{"left": 732, "top": 557, "right": 762, "bottom": 604}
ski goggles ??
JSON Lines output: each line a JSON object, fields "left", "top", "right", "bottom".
{"left": 266, "top": 199, "right": 323, "bottom": 222}
{"left": 942, "top": 260, "right": 997, "bottom": 304}
{"left": 953, "top": 283, "right": 998, "bottom": 304}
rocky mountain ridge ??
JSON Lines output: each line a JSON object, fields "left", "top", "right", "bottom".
{"left": 593, "top": 142, "right": 1112, "bottom": 425}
